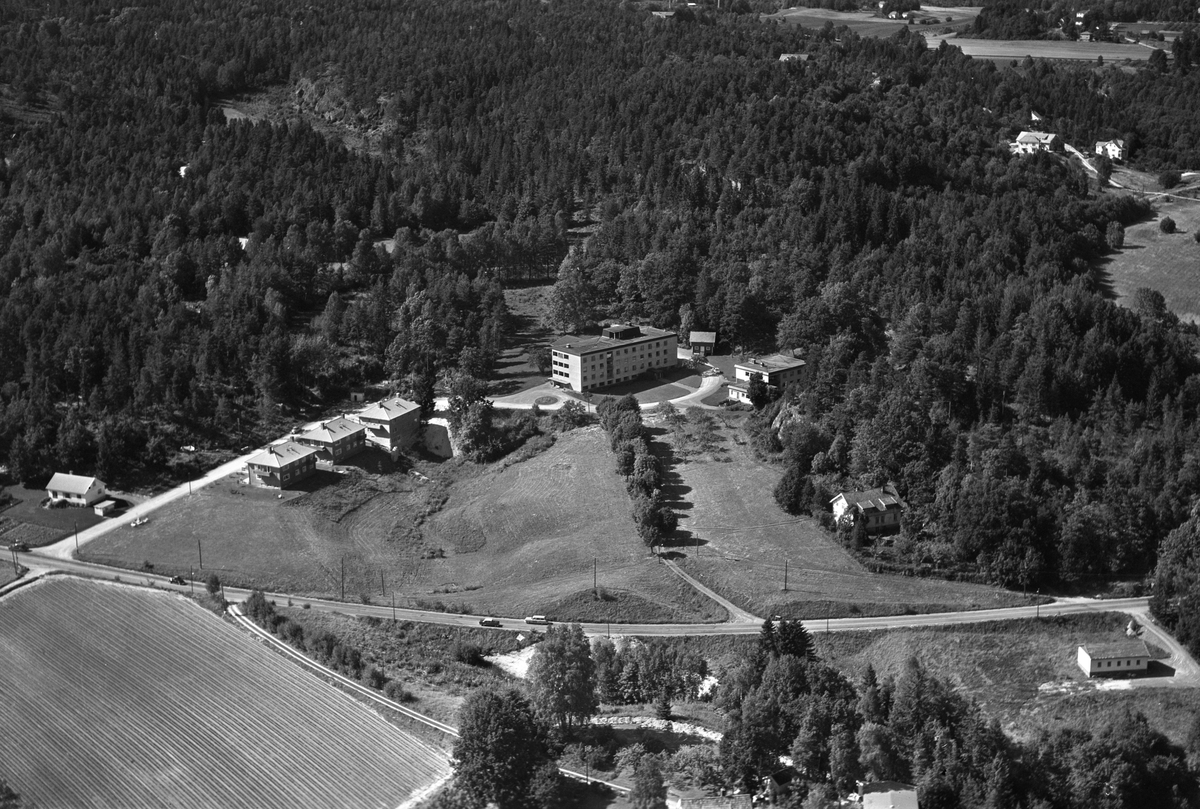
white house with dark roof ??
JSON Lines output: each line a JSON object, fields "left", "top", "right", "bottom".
{"left": 246, "top": 441, "right": 320, "bottom": 488}
{"left": 295, "top": 416, "right": 367, "bottom": 464}
{"left": 354, "top": 397, "right": 421, "bottom": 453}
{"left": 831, "top": 485, "right": 903, "bottom": 533}
{"left": 1077, "top": 639, "right": 1150, "bottom": 677}
{"left": 1095, "top": 138, "right": 1126, "bottom": 161}
{"left": 46, "top": 473, "right": 107, "bottom": 507}
{"left": 1011, "top": 131, "right": 1060, "bottom": 154}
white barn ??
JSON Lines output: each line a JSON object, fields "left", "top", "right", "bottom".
{"left": 1077, "top": 639, "right": 1150, "bottom": 677}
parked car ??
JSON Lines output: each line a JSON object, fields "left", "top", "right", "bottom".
{"left": 524, "top": 615, "right": 550, "bottom": 625}
{"left": 10, "top": 541, "right": 30, "bottom": 553}
{"left": 478, "top": 617, "right": 502, "bottom": 627}
{"left": 169, "top": 576, "right": 186, "bottom": 585}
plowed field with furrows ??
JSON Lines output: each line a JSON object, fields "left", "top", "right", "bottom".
{"left": 0, "top": 577, "right": 448, "bottom": 809}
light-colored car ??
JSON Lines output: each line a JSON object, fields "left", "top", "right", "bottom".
{"left": 524, "top": 615, "right": 550, "bottom": 625}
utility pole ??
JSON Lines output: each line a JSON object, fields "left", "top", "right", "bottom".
{"left": 380, "top": 570, "right": 385, "bottom": 596}
{"left": 593, "top": 558, "right": 597, "bottom": 593}
{"left": 74, "top": 521, "right": 79, "bottom": 554}
{"left": 341, "top": 556, "right": 346, "bottom": 601}
{"left": 189, "top": 568, "right": 194, "bottom": 596}
{"left": 9, "top": 546, "right": 17, "bottom": 576}
{"left": 391, "top": 593, "right": 396, "bottom": 623}
{"left": 783, "top": 559, "right": 788, "bottom": 592}
{"left": 197, "top": 538, "right": 203, "bottom": 570}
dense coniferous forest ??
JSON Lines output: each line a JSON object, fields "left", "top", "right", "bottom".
{"left": 3, "top": 2, "right": 1200, "bottom": 589}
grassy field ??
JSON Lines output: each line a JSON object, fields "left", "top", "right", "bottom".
{"left": 0, "top": 483, "right": 107, "bottom": 547}
{"left": 82, "top": 427, "right": 724, "bottom": 622}
{"left": 0, "top": 576, "right": 447, "bottom": 809}
{"left": 1098, "top": 196, "right": 1200, "bottom": 323}
{"left": 939, "top": 38, "right": 1155, "bottom": 61}
{"left": 663, "top": 414, "right": 1028, "bottom": 618}
{"left": 812, "top": 612, "right": 1198, "bottom": 745}
{"left": 768, "top": 5, "right": 981, "bottom": 37}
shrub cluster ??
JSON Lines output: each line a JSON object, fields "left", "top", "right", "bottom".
{"left": 597, "top": 395, "right": 676, "bottom": 547}
{"left": 242, "top": 591, "right": 412, "bottom": 700}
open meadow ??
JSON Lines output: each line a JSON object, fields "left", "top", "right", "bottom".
{"left": 936, "top": 38, "right": 1156, "bottom": 61}
{"left": 0, "top": 576, "right": 448, "bottom": 809}
{"left": 767, "top": 5, "right": 980, "bottom": 37}
{"left": 813, "top": 612, "right": 1198, "bottom": 746}
{"left": 1099, "top": 196, "right": 1200, "bottom": 323}
{"left": 660, "top": 413, "right": 1029, "bottom": 618}
{"left": 81, "top": 427, "right": 725, "bottom": 622}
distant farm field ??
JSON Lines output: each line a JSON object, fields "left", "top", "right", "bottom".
{"left": 0, "top": 577, "right": 448, "bottom": 809}
{"left": 940, "top": 38, "right": 1156, "bottom": 61}
{"left": 1099, "top": 197, "right": 1200, "bottom": 323}
{"left": 81, "top": 428, "right": 723, "bottom": 622}
{"left": 666, "top": 416, "right": 1027, "bottom": 618}
{"left": 768, "top": 5, "right": 980, "bottom": 37}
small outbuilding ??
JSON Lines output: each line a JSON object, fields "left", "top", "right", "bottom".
{"left": 859, "top": 781, "right": 919, "bottom": 808}
{"left": 92, "top": 499, "right": 118, "bottom": 517}
{"left": 46, "top": 473, "right": 108, "bottom": 508}
{"left": 1077, "top": 639, "right": 1150, "bottom": 678}
{"left": 689, "top": 330, "right": 717, "bottom": 357}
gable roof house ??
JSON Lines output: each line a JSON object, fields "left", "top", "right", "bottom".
{"left": 831, "top": 485, "right": 903, "bottom": 533}
{"left": 354, "top": 397, "right": 421, "bottom": 454}
{"left": 245, "top": 441, "right": 319, "bottom": 489}
{"left": 1010, "top": 131, "right": 1060, "bottom": 155}
{"left": 689, "top": 330, "right": 717, "bottom": 357}
{"left": 1095, "top": 138, "right": 1126, "bottom": 161}
{"left": 1077, "top": 639, "right": 1150, "bottom": 678}
{"left": 46, "top": 473, "right": 108, "bottom": 507}
{"left": 295, "top": 416, "right": 367, "bottom": 464}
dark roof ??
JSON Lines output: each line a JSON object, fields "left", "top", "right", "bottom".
{"left": 248, "top": 441, "right": 319, "bottom": 469}
{"left": 299, "top": 416, "right": 366, "bottom": 443}
{"left": 551, "top": 324, "right": 674, "bottom": 356}
{"left": 1081, "top": 639, "right": 1150, "bottom": 660}
{"left": 357, "top": 397, "right": 419, "bottom": 421}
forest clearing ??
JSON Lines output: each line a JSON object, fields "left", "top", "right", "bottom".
{"left": 937, "top": 38, "right": 1156, "bottom": 60}
{"left": 0, "top": 576, "right": 448, "bottom": 809}
{"left": 1099, "top": 197, "right": 1200, "bottom": 323}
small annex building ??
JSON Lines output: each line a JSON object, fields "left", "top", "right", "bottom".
{"left": 689, "top": 330, "right": 717, "bottom": 357}
{"left": 728, "top": 352, "right": 805, "bottom": 403}
{"left": 831, "top": 484, "right": 903, "bottom": 533}
{"left": 46, "top": 473, "right": 108, "bottom": 507}
{"left": 246, "top": 441, "right": 319, "bottom": 489}
{"left": 354, "top": 397, "right": 421, "bottom": 455}
{"left": 296, "top": 416, "right": 367, "bottom": 465}
{"left": 1077, "top": 639, "right": 1150, "bottom": 678}
{"left": 859, "top": 781, "right": 919, "bottom": 809}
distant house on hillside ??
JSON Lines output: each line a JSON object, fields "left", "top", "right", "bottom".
{"left": 354, "top": 397, "right": 421, "bottom": 455}
{"left": 246, "top": 441, "right": 319, "bottom": 489}
{"left": 831, "top": 484, "right": 903, "bottom": 533}
{"left": 1095, "top": 138, "right": 1126, "bottom": 161}
{"left": 728, "top": 352, "right": 805, "bottom": 403}
{"left": 46, "top": 473, "right": 107, "bottom": 507}
{"left": 1077, "top": 639, "right": 1150, "bottom": 677}
{"left": 859, "top": 781, "right": 919, "bottom": 809}
{"left": 295, "top": 416, "right": 367, "bottom": 465}
{"left": 778, "top": 53, "right": 810, "bottom": 62}
{"left": 650, "top": 10, "right": 675, "bottom": 18}
{"left": 1011, "top": 131, "right": 1060, "bottom": 155}
{"left": 689, "top": 330, "right": 717, "bottom": 357}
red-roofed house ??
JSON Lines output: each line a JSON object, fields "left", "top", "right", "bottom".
{"left": 831, "top": 485, "right": 903, "bottom": 533}
{"left": 354, "top": 397, "right": 421, "bottom": 453}
{"left": 46, "top": 473, "right": 108, "bottom": 507}
{"left": 246, "top": 441, "right": 319, "bottom": 489}
{"left": 296, "top": 416, "right": 367, "bottom": 464}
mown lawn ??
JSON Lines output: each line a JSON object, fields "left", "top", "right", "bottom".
{"left": 1099, "top": 196, "right": 1200, "bottom": 323}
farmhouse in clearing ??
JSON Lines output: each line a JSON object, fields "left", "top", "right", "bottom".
{"left": 1077, "top": 639, "right": 1150, "bottom": 677}
{"left": 246, "top": 441, "right": 319, "bottom": 489}
{"left": 295, "top": 416, "right": 367, "bottom": 464}
{"left": 689, "top": 330, "right": 717, "bottom": 357}
{"left": 831, "top": 484, "right": 903, "bottom": 533}
{"left": 550, "top": 324, "right": 678, "bottom": 392}
{"left": 1095, "top": 138, "right": 1126, "bottom": 161}
{"left": 728, "top": 351, "right": 805, "bottom": 403}
{"left": 352, "top": 397, "right": 421, "bottom": 455}
{"left": 1010, "top": 131, "right": 1060, "bottom": 155}
{"left": 45, "top": 473, "right": 108, "bottom": 507}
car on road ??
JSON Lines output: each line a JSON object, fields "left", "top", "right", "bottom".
{"left": 478, "top": 618, "right": 502, "bottom": 627}
{"left": 9, "top": 541, "right": 29, "bottom": 552}
{"left": 524, "top": 615, "right": 550, "bottom": 625}
{"left": 169, "top": 576, "right": 186, "bottom": 585}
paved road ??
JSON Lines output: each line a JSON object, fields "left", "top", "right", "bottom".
{"left": 2, "top": 553, "right": 1164, "bottom": 640}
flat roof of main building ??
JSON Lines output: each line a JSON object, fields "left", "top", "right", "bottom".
{"left": 551, "top": 324, "right": 675, "bottom": 357}
{"left": 735, "top": 352, "right": 805, "bottom": 373}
